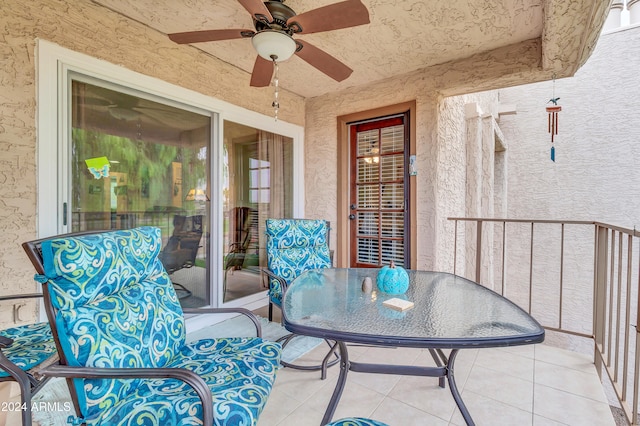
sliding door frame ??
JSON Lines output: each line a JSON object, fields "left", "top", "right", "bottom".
{"left": 36, "top": 40, "right": 305, "bottom": 319}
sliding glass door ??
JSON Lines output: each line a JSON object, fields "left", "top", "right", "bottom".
{"left": 70, "top": 79, "right": 211, "bottom": 308}
{"left": 37, "top": 41, "right": 305, "bottom": 312}
{"left": 222, "top": 120, "right": 294, "bottom": 302}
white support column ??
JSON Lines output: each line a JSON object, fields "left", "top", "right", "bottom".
{"left": 603, "top": 1, "right": 624, "bottom": 31}
{"left": 464, "top": 103, "right": 483, "bottom": 281}
{"left": 480, "top": 114, "right": 497, "bottom": 289}
{"left": 629, "top": 0, "right": 640, "bottom": 25}
{"left": 465, "top": 103, "right": 483, "bottom": 217}
{"left": 464, "top": 103, "right": 509, "bottom": 289}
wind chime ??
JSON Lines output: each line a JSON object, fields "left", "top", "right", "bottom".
{"left": 546, "top": 77, "right": 561, "bottom": 162}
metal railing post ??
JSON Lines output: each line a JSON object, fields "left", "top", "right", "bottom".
{"left": 446, "top": 217, "right": 640, "bottom": 425}
{"left": 593, "top": 225, "right": 609, "bottom": 375}
{"left": 453, "top": 220, "right": 458, "bottom": 275}
{"left": 475, "top": 221, "right": 482, "bottom": 284}
{"left": 529, "top": 222, "right": 534, "bottom": 314}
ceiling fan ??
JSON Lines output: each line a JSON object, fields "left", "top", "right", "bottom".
{"left": 167, "top": 0, "right": 370, "bottom": 87}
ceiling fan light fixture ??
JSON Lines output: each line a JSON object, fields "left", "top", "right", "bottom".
{"left": 251, "top": 30, "right": 296, "bottom": 62}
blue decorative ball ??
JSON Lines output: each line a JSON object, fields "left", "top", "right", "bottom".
{"left": 376, "top": 261, "right": 409, "bottom": 294}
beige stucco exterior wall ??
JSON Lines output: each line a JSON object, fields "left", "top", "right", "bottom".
{"left": 0, "top": 0, "right": 305, "bottom": 325}
{"left": 438, "top": 93, "right": 504, "bottom": 285}
{"left": 304, "top": 79, "right": 438, "bottom": 270}
{"left": 0, "top": 1, "right": 608, "bottom": 330}
{"left": 498, "top": 25, "right": 640, "bottom": 227}
{"left": 491, "top": 25, "right": 640, "bottom": 352}
{"left": 305, "top": 74, "right": 500, "bottom": 272}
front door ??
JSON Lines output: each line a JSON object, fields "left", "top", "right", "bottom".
{"left": 349, "top": 114, "right": 409, "bottom": 267}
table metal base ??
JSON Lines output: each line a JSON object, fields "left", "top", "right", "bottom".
{"left": 277, "top": 334, "right": 340, "bottom": 380}
{"left": 321, "top": 342, "right": 475, "bottom": 426}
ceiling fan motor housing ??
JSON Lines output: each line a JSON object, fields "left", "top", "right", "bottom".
{"left": 254, "top": 1, "right": 297, "bottom": 33}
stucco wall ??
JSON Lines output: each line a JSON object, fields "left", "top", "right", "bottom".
{"left": 498, "top": 25, "right": 640, "bottom": 227}
{"left": 305, "top": 74, "right": 499, "bottom": 271}
{"left": 483, "top": 25, "right": 640, "bottom": 354}
{"left": 305, "top": 77, "right": 438, "bottom": 270}
{"left": 0, "top": 0, "right": 305, "bottom": 324}
{"left": 439, "top": 93, "right": 502, "bottom": 280}
{"left": 432, "top": 92, "right": 501, "bottom": 276}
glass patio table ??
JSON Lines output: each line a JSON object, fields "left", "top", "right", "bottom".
{"left": 282, "top": 268, "right": 545, "bottom": 426}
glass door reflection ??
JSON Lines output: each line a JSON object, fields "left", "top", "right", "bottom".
{"left": 222, "top": 121, "right": 293, "bottom": 302}
{"left": 70, "top": 79, "right": 211, "bottom": 308}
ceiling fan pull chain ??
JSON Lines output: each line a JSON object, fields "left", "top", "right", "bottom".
{"left": 271, "top": 55, "right": 280, "bottom": 121}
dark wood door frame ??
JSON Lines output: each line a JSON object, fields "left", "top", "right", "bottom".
{"left": 336, "top": 101, "right": 417, "bottom": 268}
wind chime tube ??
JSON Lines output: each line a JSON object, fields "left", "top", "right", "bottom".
{"left": 546, "top": 106, "right": 561, "bottom": 146}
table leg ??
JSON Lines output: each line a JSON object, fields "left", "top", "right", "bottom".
{"left": 320, "top": 341, "right": 350, "bottom": 426}
{"left": 278, "top": 336, "right": 340, "bottom": 379}
{"left": 320, "top": 341, "right": 340, "bottom": 380}
{"left": 428, "top": 348, "right": 447, "bottom": 388}
{"left": 319, "top": 345, "right": 475, "bottom": 426}
{"left": 447, "top": 349, "right": 475, "bottom": 426}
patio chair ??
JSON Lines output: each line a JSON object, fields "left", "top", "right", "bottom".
{"left": 159, "top": 214, "right": 204, "bottom": 298}
{"left": 22, "top": 226, "right": 281, "bottom": 426}
{"left": 224, "top": 207, "right": 255, "bottom": 281}
{"left": 0, "top": 294, "right": 57, "bottom": 426}
{"left": 264, "top": 218, "right": 339, "bottom": 379}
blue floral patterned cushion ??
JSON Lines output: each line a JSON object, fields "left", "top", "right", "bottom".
{"left": 40, "top": 227, "right": 183, "bottom": 420}
{"left": 0, "top": 322, "right": 56, "bottom": 377}
{"left": 325, "top": 418, "right": 390, "bottom": 426}
{"left": 265, "top": 219, "right": 332, "bottom": 306}
{"left": 89, "top": 337, "right": 281, "bottom": 425}
{"left": 38, "top": 227, "right": 281, "bottom": 425}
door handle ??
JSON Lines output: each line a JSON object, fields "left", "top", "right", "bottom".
{"left": 348, "top": 214, "right": 356, "bottom": 220}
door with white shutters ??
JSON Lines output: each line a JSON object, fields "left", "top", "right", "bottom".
{"left": 349, "top": 114, "right": 409, "bottom": 268}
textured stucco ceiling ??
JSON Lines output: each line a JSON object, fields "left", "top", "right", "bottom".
{"left": 92, "top": 0, "right": 611, "bottom": 98}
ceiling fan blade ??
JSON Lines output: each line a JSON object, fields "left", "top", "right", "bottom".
{"left": 287, "top": 0, "right": 370, "bottom": 35}
{"left": 295, "top": 39, "right": 353, "bottom": 82}
{"left": 168, "top": 29, "right": 253, "bottom": 44}
{"left": 238, "top": 0, "right": 273, "bottom": 23}
{"left": 250, "top": 56, "right": 274, "bottom": 87}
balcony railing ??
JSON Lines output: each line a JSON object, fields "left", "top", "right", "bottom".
{"left": 449, "top": 217, "right": 640, "bottom": 425}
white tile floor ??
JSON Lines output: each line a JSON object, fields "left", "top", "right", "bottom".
{"left": 257, "top": 341, "right": 618, "bottom": 426}
{"left": 0, "top": 312, "right": 619, "bottom": 426}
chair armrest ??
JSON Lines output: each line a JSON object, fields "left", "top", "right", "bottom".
{"left": 181, "top": 307, "right": 263, "bottom": 338}
{"left": 41, "top": 364, "right": 213, "bottom": 425}
{"left": 0, "top": 350, "right": 34, "bottom": 403}
{"left": 0, "top": 293, "right": 43, "bottom": 302}
{"left": 262, "top": 268, "right": 288, "bottom": 295}
{"left": 0, "top": 335, "right": 14, "bottom": 348}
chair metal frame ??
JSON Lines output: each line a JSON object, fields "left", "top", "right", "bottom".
{"left": 0, "top": 294, "right": 57, "bottom": 426}
{"left": 22, "top": 229, "right": 267, "bottom": 426}
{"left": 159, "top": 214, "right": 206, "bottom": 299}
{"left": 264, "top": 219, "right": 340, "bottom": 379}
